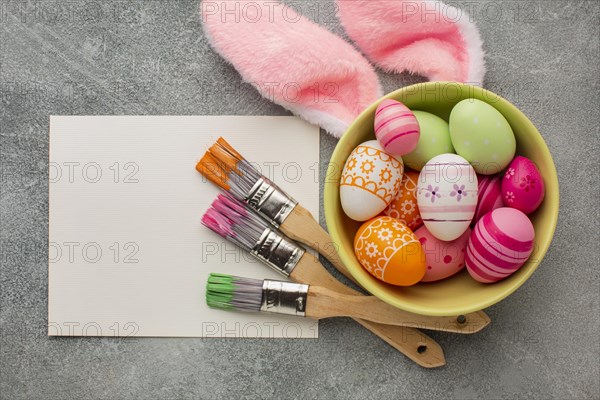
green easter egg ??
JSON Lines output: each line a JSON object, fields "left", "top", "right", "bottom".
{"left": 449, "top": 99, "right": 516, "bottom": 175}
{"left": 403, "top": 111, "right": 455, "bottom": 171}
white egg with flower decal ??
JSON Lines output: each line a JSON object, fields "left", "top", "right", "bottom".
{"left": 340, "top": 140, "right": 404, "bottom": 221}
{"left": 417, "top": 154, "right": 478, "bottom": 241}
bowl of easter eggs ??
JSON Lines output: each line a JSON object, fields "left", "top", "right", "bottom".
{"left": 324, "top": 82, "right": 559, "bottom": 316}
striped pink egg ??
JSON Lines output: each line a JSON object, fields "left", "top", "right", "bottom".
{"left": 466, "top": 207, "right": 535, "bottom": 283}
{"left": 374, "top": 99, "right": 420, "bottom": 156}
{"left": 472, "top": 173, "right": 504, "bottom": 225}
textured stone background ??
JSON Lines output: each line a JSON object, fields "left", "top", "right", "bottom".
{"left": 1, "top": 1, "right": 599, "bottom": 399}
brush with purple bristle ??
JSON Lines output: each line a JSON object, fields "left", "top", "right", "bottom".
{"left": 202, "top": 193, "right": 307, "bottom": 276}
{"left": 202, "top": 193, "right": 271, "bottom": 251}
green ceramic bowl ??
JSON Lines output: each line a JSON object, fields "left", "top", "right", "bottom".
{"left": 324, "top": 82, "right": 559, "bottom": 316}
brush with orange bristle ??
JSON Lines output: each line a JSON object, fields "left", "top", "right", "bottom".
{"left": 197, "top": 137, "right": 346, "bottom": 279}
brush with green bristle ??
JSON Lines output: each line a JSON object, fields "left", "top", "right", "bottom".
{"left": 206, "top": 273, "right": 263, "bottom": 312}
{"left": 206, "top": 273, "right": 482, "bottom": 326}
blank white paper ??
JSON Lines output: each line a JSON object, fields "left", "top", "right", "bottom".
{"left": 49, "top": 116, "right": 320, "bottom": 338}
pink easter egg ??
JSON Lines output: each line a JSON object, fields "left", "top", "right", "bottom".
{"left": 501, "top": 156, "right": 545, "bottom": 214}
{"left": 416, "top": 225, "right": 470, "bottom": 282}
{"left": 466, "top": 207, "right": 535, "bottom": 283}
{"left": 472, "top": 173, "right": 504, "bottom": 225}
{"left": 374, "top": 99, "right": 420, "bottom": 156}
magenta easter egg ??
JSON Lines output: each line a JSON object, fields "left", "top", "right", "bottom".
{"left": 416, "top": 225, "right": 470, "bottom": 282}
{"left": 466, "top": 208, "right": 535, "bottom": 283}
{"left": 374, "top": 99, "right": 420, "bottom": 156}
{"left": 501, "top": 156, "right": 545, "bottom": 214}
{"left": 472, "top": 173, "right": 504, "bottom": 224}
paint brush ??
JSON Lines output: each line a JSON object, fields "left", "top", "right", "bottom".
{"left": 207, "top": 273, "right": 439, "bottom": 324}
{"left": 196, "top": 137, "right": 347, "bottom": 273}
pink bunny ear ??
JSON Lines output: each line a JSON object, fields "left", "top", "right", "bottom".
{"left": 200, "top": 0, "right": 382, "bottom": 137}
{"left": 336, "top": 0, "right": 486, "bottom": 85}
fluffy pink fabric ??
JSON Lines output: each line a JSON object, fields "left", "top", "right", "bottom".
{"left": 336, "top": 0, "right": 486, "bottom": 85}
{"left": 201, "top": 0, "right": 382, "bottom": 137}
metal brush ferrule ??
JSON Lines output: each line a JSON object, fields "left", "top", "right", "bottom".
{"left": 251, "top": 229, "right": 305, "bottom": 276}
{"left": 260, "top": 280, "right": 309, "bottom": 316}
{"left": 246, "top": 177, "right": 297, "bottom": 227}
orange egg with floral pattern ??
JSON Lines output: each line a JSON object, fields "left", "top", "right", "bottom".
{"left": 381, "top": 169, "right": 423, "bottom": 230}
{"left": 340, "top": 140, "right": 404, "bottom": 221}
{"left": 354, "top": 216, "right": 426, "bottom": 286}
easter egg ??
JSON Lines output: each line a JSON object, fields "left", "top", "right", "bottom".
{"left": 449, "top": 99, "right": 516, "bottom": 175}
{"left": 417, "top": 154, "right": 478, "bottom": 241}
{"left": 473, "top": 173, "right": 504, "bottom": 224}
{"left": 340, "top": 140, "right": 403, "bottom": 221}
{"left": 415, "top": 225, "right": 471, "bottom": 282}
{"left": 354, "top": 216, "right": 426, "bottom": 286}
{"left": 466, "top": 207, "right": 535, "bottom": 283}
{"left": 382, "top": 169, "right": 423, "bottom": 230}
{"left": 403, "top": 111, "right": 455, "bottom": 171}
{"left": 374, "top": 99, "right": 420, "bottom": 156}
{"left": 501, "top": 156, "right": 545, "bottom": 214}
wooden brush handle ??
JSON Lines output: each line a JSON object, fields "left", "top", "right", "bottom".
{"left": 293, "top": 254, "right": 489, "bottom": 334}
{"left": 290, "top": 254, "right": 444, "bottom": 367}
{"left": 306, "top": 287, "right": 490, "bottom": 334}
{"left": 291, "top": 253, "right": 357, "bottom": 295}
{"left": 286, "top": 205, "right": 491, "bottom": 333}
{"left": 352, "top": 319, "right": 445, "bottom": 368}
{"left": 283, "top": 204, "right": 351, "bottom": 280}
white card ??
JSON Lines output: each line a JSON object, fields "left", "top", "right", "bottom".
{"left": 49, "top": 116, "right": 320, "bottom": 338}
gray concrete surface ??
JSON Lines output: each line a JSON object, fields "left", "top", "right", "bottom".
{"left": 1, "top": 0, "right": 599, "bottom": 399}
